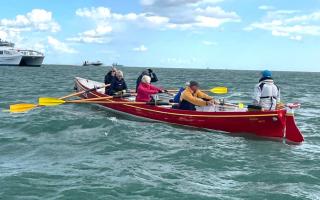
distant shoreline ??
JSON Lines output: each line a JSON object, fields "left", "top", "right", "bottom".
{"left": 41, "top": 64, "right": 320, "bottom": 73}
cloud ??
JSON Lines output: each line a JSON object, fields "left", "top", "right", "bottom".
{"left": 71, "top": 4, "right": 239, "bottom": 42}
{"left": 258, "top": 5, "right": 275, "bottom": 11}
{"left": 47, "top": 36, "right": 77, "bottom": 54}
{"left": 0, "top": 9, "right": 60, "bottom": 33}
{"left": 67, "top": 24, "right": 112, "bottom": 44}
{"left": 202, "top": 40, "right": 217, "bottom": 45}
{"left": 245, "top": 9, "right": 320, "bottom": 40}
{"left": 141, "top": 0, "right": 223, "bottom": 7}
{"left": 140, "top": 0, "right": 240, "bottom": 29}
{"left": 133, "top": 45, "right": 148, "bottom": 52}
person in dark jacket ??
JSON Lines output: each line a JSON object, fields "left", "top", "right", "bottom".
{"left": 108, "top": 70, "right": 128, "bottom": 96}
{"left": 104, "top": 67, "right": 117, "bottom": 85}
{"left": 136, "top": 68, "right": 158, "bottom": 92}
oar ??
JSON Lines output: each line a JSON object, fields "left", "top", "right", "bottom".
{"left": 8, "top": 104, "right": 39, "bottom": 113}
{"left": 8, "top": 84, "right": 110, "bottom": 113}
{"left": 38, "top": 97, "right": 172, "bottom": 106}
{"left": 166, "top": 87, "right": 228, "bottom": 94}
{"left": 59, "top": 84, "right": 110, "bottom": 99}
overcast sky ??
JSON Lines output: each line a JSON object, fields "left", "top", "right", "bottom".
{"left": 0, "top": 0, "right": 320, "bottom": 71}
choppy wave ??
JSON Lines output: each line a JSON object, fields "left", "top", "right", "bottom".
{"left": 0, "top": 65, "right": 320, "bottom": 199}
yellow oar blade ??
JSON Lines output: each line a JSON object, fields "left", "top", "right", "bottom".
{"left": 210, "top": 87, "right": 228, "bottom": 94}
{"left": 9, "top": 104, "right": 38, "bottom": 113}
{"left": 238, "top": 103, "right": 245, "bottom": 109}
{"left": 39, "top": 97, "right": 66, "bottom": 106}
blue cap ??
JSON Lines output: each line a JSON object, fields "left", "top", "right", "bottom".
{"left": 261, "top": 70, "right": 272, "bottom": 78}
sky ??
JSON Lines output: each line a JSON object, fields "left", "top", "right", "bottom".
{"left": 0, "top": 0, "right": 320, "bottom": 72}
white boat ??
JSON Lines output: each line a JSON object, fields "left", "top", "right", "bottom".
{"left": 0, "top": 40, "right": 22, "bottom": 66}
{"left": 83, "top": 61, "right": 103, "bottom": 66}
{"left": 17, "top": 50, "right": 45, "bottom": 67}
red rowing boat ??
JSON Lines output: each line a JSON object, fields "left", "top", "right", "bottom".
{"left": 75, "top": 77, "right": 304, "bottom": 144}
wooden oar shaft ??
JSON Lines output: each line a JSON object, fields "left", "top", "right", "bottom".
{"left": 59, "top": 84, "right": 110, "bottom": 100}
{"left": 166, "top": 89, "right": 210, "bottom": 92}
{"left": 67, "top": 100, "right": 173, "bottom": 105}
{"left": 67, "top": 100, "right": 146, "bottom": 104}
{"left": 80, "top": 96, "right": 113, "bottom": 101}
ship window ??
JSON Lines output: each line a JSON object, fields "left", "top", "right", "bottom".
{"left": 0, "top": 51, "right": 3, "bottom": 54}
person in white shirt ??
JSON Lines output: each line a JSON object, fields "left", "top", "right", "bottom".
{"left": 253, "top": 70, "right": 281, "bottom": 110}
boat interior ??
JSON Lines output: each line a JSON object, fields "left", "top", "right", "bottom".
{"left": 76, "top": 77, "right": 248, "bottom": 112}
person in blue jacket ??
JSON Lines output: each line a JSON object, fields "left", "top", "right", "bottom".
{"left": 108, "top": 70, "right": 128, "bottom": 96}
{"left": 173, "top": 82, "right": 190, "bottom": 103}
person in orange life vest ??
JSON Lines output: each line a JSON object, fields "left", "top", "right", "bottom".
{"left": 179, "top": 81, "right": 217, "bottom": 110}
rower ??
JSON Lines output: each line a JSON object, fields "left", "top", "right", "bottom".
{"left": 104, "top": 67, "right": 117, "bottom": 85}
{"left": 173, "top": 82, "right": 190, "bottom": 103}
{"left": 136, "top": 68, "right": 158, "bottom": 92}
{"left": 253, "top": 70, "right": 281, "bottom": 110}
{"left": 179, "top": 81, "right": 217, "bottom": 111}
{"left": 108, "top": 70, "right": 128, "bottom": 96}
{"left": 136, "top": 75, "right": 164, "bottom": 102}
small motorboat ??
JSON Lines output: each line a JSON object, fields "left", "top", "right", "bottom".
{"left": 82, "top": 61, "right": 103, "bottom": 66}
{"left": 74, "top": 77, "right": 304, "bottom": 144}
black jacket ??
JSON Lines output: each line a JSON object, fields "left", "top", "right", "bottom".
{"left": 108, "top": 77, "right": 128, "bottom": 95}
{"left": 136, "top": 71, "right": 158, "bottom": 91}
{"left": 104, "top": 71, "right": 114, "bottom": 85}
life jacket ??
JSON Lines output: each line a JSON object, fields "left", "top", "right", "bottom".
{"left": 179, "top": 99, "right": 196, "bottom": 110}
{"left": 257, "top": 78, "right": 279, "bottom": 110}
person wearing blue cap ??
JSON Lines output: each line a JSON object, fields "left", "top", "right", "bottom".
{"left": 253, "top": 70, "right": 281, "bottom": 110}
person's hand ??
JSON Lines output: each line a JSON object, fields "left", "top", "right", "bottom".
{"left": 206, "top": 100, "right": 215, "bottom": 106}
{"left": 122, "top": 90, "right": 127, "bottom": 94}
{"left": 276, "top": 102, "right": 285, "bottom": 110}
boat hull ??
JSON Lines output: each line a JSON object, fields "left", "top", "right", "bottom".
{"left": 0, "top": 54, "right": 22, "bottom": 66}
{"left": 19, "top": 56, "right": 44, "bottom": 67}
{"left": 74, "top": 77, "right": 304, "bottom": 143}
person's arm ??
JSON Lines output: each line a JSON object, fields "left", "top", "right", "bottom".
{"left": 253, "top": 84, "right": 261, "bottom": 105}
{"left": 277, "top": 88, "right": 280, "bottom": 103}
{"left": 150, "top": 72, "right": 158, "bottom": 82}
{"left": 136, "top": 75, "right": 142, "bottom": 91}
{"left": 104, "top": 75, "right": 108, "bottom": 84}
{"left": 139, "top": 85, "right": 159, "bottom": 94}
{"left": 181, "top": 90, "right": 208, "bottom": 106}
{"left": 108, "top": 79, "right": 116, "bottom": 95}
{"left": 196, "top": 90, "right": 213, "bottom": 100}
{"left": 148, "top": 84, "right": 161, "bottom": 92}
{"left": 123, "top": 81, "right": 128, "bottom": 90}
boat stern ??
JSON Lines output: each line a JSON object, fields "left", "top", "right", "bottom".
{"left": 285, "top": 112, "right": 304, "bottom": 143}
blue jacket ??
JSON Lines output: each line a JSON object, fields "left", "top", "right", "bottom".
{"left": 108, "top": 77, "right": 128, "bottom": 95}
{"left": 173, "top": 87, "right": 185, "bottom": 103}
